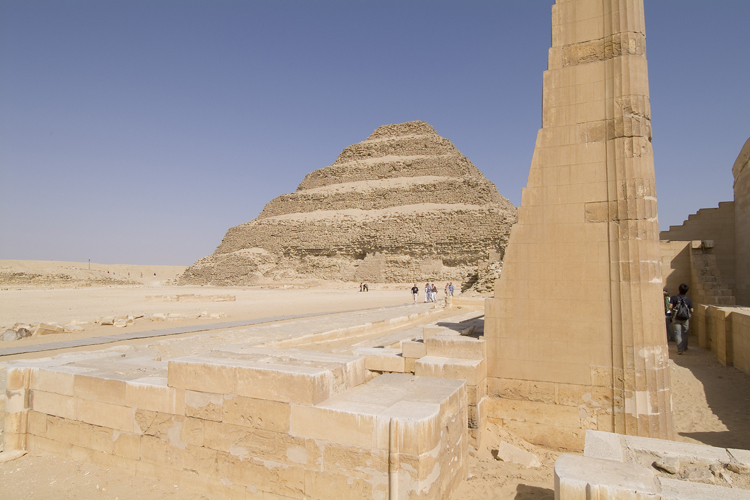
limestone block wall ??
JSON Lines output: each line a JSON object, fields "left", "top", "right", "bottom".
{"left": 690, "top": 305, "right": 750, "bottom": 376}
{"left": 688, "top": 241, "right": 736, "bottom": 306}
{"left": 4, "top": 349, "right": 468, "bottom": 500}
{"left": 660, "top": 201, "right": 736, "bottom": 293}
{"left": 734, "top": 138, "right": 750, "bottom": 306}
{"left": 660, "top": 240, "right": 690, "bottom": 294}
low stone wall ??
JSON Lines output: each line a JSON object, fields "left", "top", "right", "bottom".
{"left": 4, "top": 347, "right": 468, "bottom": 499}
{"left": 692, "top": 304, "right": 750, "bottom": 375}
{"left": 555, "top": 430, "right": 750, "bottom": 499}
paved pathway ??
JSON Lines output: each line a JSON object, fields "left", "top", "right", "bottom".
{"left": 0, "top": 303, "right": 436, "bottom": 357}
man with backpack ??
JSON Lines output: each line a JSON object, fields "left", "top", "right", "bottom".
{"left": 669, "top": 283, "right": 694, "bottom": 355}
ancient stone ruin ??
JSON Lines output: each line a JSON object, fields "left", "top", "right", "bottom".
{"left": 4, "top": 304, "right": 481, "bottom": 499}
{"left": 484, "top": 0, "right": 674, "bottom": 450}
{"left": 179, "top": 120, "right": 516, "bottom": 285}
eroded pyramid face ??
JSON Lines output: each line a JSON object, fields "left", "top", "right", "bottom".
{"left": 181, "top": 121, "right": 517, "bottom": 285}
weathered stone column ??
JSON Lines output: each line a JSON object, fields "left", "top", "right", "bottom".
{"left": 733, "top": 138, "right": 750, "bottom": 306}
{"left": 485, "top": 0, "right": 673, "bottom": 449}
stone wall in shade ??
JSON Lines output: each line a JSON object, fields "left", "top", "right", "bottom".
{"left": 733, "top": 138, "right": 750, "bottom": 306}
{"left": 660, "top": 202, "right": 736, "bottom": 293}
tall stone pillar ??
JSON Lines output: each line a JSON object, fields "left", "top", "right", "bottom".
{"left": 733, "top": 138, "right": 750, "bottom": 306}
{"left": 485, "top": 0, "right": 673, "bottom": 450}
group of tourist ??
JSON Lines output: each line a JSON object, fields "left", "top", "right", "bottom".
{"left": 410, "top": 282, "right": 455, "bottom": 304}
{"left": 664, "top": 283, "right": 694, "bottom": 355}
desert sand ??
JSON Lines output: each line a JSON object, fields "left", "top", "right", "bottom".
{"left": 1, "top": 261, "right": 749, "bottom": 499}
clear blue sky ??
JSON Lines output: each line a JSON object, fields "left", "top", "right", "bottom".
{"left": 1, "top": 1, "right": 748, "bottom": 265}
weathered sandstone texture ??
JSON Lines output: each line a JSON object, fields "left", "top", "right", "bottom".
{"left": 556, "top": 430, "right": 750, "bottom": 499}
{"left": 180, "top": 121, "right": 516, "bottom": 284}
{"left": 734, "top": 137, "right": 750, "bottom": 306}
{"left": 4, "top": 306, "right": 472, "bottom": 499}
{"left": 484, "top": 0, "right": 673, "bottom": 450}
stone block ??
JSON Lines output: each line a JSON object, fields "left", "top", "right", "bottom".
{"left": 320, "top": 442, "right": 388, "bottom": 479}
{"left": 422, "top": 327, "right": 449, "bottom": 341}
{"left": 554, "top": 454, "right": 659, "bottom": 499}
{"left": 467, "top": 380, "right": 488, "bottom": 407}
{"left": 6, "top": 388, "right": 29, "bottom": 413}
{"left": 180, "top": 444, "right": 218, "bottom": 476}
{"left": 74, "top": 374, "right": 126, "bottom": 404}
{"left": 33, "top": 323, "right": 64, "bottom": 335}
{"left": 234, "top": 363, "right": 337, "bottom": 405}
{"left": 139, "top": 434, "right": 186, "bottom": 469}
{"left": 487, "top": 397, "right": 581, "bottom": 429}
{"left": 27, "top": 410, "right": 48, "bottom": 436}
{"left": 290, "top": 405, "right": 389, "bottom": 450}
{"left": 170, "top": 355, "right": 341, "bottom": 405}
{"left": 125, "top": 377, "right": 185, "bottom": 414}
{"left": 205, "top": 421, "right": 308, "bottom": 468}
{"left": 6, "top": 366, "right": 33, "bottom": 390}
{"left": 583, "top": 430, "right": 623, "bottom": 461}
{"left": 415, "top": 356, "right": 486, "bottom": 385}
{"left": 167, "top": 357, "right": 235, "bottom": 394}
{"left": 27, "top": 434, "right": 72, "bottom": 457}
{"left": 3, "top": 410, "right": 28, "bottom": 435}
{"left": 404, "top": 357, "right": 416, "bottom": 373}
{"left": 3, "top": 433, "right": 26, "bottom": 451}
{"left": 488, "top": 378, "right": 556, "bottom": 404}
{"left": 425, "top": 336, "right": 486, "bottom": 360}
{"left": 401, "top": 340, "right": 427, "bottom": 359}
{"left": 222, "top": 394, "right": 291, "bottom": 433}
{"left": 216, "top": 451, "right": 306, "bottom": 498}
{"left": 185, "top": 391, "right": 223, "bottom": 421}
{"left": 46, "top": 416, "right": 114, "bottom": 454}
{"left": 387, "top": 402, "right": 448, "bottom": 456}
{"left": 30, "top": 390, "right": 77, "bottom": 420}
{"left": 217, "top": 347, "right": 366, "bottom": 391}
{"left": 353, "top": 347, "right": 405, "bottom": 372}
{"left": 509, "top": 419, "right": 585, "bottom": 451}
{"left": 76, "top": 399, "right": 134, "bottom": 432}
{"left": 30, "top": 369, "right": 76, "bottom": 396}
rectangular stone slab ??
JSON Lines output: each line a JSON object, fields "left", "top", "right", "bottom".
{"left": 425, "top": 336, "right": 486, "bottom": 360}
{"left": 168, "top": 356, "right": 337, "bottom": 405}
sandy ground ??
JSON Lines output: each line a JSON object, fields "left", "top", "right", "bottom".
{"left": 0, "top": 285, "right": 420, "bottom": 353}
{"left": 0, "top": 266, "right": 749, "bottom": 499}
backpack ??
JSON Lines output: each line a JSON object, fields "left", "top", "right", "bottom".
{"left": 673, "top": 296, "right": 691, "bottom": 321}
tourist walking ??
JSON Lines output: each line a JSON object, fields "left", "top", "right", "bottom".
{"left": 448, "top": 282, "right": 454, "bottom": 296}
{"left": 430, "top": 283, "right": 437, "bottom": 302}
{"left": 424, "top": 283, "right": 430, "bottom": 303}
{"left": 669, "top": 284, "right": 694, "bottom": 355}
{"left": 411, "top": 284, "right": 419, "bottom": 304}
